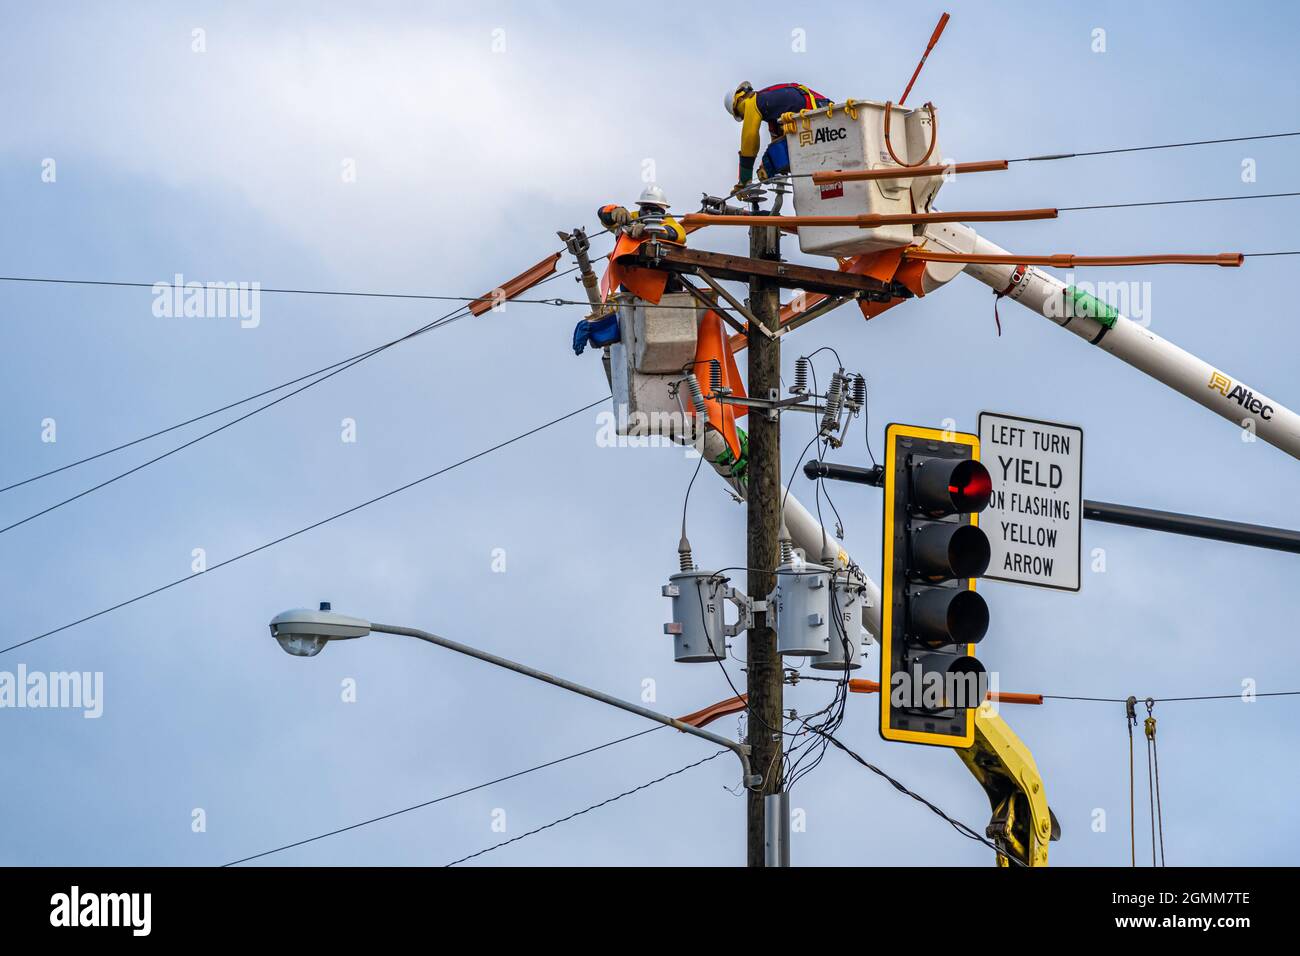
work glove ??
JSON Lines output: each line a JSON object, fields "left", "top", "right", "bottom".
{"left": 609, "top": 206, "right": 631, "bottom": 226}
{"left": 626, "top": 221, "right": 647, "bottom": 239}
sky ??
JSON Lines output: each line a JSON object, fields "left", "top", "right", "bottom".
{"left": 1, "top": 0, "right": 1298, "bottom": 867}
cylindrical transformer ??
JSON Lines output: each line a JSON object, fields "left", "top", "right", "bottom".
{"left": 771, "top": 560, "right": 832, "bottom": 657}
{"left": 812, "top": 574, "right": 866, "bottom": 670}
{"left": 663, "top": 571, "right": 729, "bottom": 663}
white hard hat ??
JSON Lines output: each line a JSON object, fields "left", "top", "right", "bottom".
{"left": 636, "top": 184, "right": 669, "bottom": 209}
{"left": 724, "top": 81, "right": 753, "bottom": 121}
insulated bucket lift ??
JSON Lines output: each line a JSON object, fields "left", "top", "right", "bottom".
{"left": 786, "top": 99, "right": 944, "bottom": 257}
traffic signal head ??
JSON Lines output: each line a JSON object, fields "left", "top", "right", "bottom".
{"left": 881, "top": 424, "right": 993, "bottom": 747}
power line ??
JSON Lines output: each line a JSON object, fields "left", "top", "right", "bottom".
{"left": 0, "top": 259, "right": 595, "bottom": 496}
{"left": 443, "top": 749, "right": 728, "bottom": 867}
{"left": 1042, "top": 690, "right": 1300, "bottom": 703}
{"left": 1060, "top": 191, "right": 1300, "bottom": 212}
{"left": 223, "top": 726, "right": 661, "bottom": 867}
{"left": 0, "top": 275, "right": 723, "bottom": 311}
{"left": 1008, "top": 130, "right": 1300, "bottom": 163}
{"left": 0, "top": 274, "right": 532, "bottom": 303}
{"left": 0, "top": 308, "right": 469, "bottom": 535}
{"left": 0, "top": 396, "right": 607, "bottom": 656}
{"left": 816, "top": 729, "right": 1027, "bottom": 866}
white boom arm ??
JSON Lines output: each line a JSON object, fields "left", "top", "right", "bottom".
{"left": 958, "top": 228, "right": 1300, "bottom": 459}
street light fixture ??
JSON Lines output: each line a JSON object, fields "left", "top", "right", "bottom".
{"left": 270, "top": 603, "right": 369, "bottom": 657}
{"left": 268, "top": 603, "right": 758, "bottom": 788}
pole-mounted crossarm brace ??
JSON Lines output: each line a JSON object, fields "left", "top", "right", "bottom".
{"left": 693, "top": 268, "right": 773, "bottom": 339}
{"left": 679, "top": 278, "right": 751, "bottom": 337}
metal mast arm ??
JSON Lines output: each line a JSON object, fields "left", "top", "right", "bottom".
{"left": 370, "top": 622, "right": 757, "bottom": 787}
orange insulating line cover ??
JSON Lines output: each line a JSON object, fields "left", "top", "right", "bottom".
{"left": 857, "top": 209, "right": 1056, "bottom": 227}
{"left": 904, "top": 250, "right": 1245, "bottom": 268}
{"left": 681, "top": 213, "right": 864, "bottom": 227}
{"left": 992, "top": 692, "right": 1046, "bottom": 706}
{"left": 678, "top": 694, "right": 748, "bottom": 729}
{"left": 469, "top": 251, "right": 560, "bottom": 316}
{"left": 811, "top": 159, "right": 1007, "bottom": 185}
{"left": 847, "top": 679, "right": 1043, "bottom": 705}
{"left": 681, "top": 209, "right": 1056, "bottom": 229}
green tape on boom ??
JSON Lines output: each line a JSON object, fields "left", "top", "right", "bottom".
{"left": 1065, "top": 286, "right": 1119, "bottom": 328}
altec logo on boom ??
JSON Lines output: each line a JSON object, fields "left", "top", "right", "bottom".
{"left": 1209, "top": 371, "right": 1274, "bottom": 420}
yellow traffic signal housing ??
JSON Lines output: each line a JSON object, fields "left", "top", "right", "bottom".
{"left": 881, "top": 423, "right": 993, "bottom": 747}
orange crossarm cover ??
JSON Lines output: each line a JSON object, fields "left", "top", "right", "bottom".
{"left": 470, "top": 252, "right": 560, "bottom": 316}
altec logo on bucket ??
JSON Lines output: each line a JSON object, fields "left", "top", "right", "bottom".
{"left": 1209, "top": 371, "right": 1274, "bottom": 420}
{"left": 798, "top": 126, "right": 847, "bottom": 147}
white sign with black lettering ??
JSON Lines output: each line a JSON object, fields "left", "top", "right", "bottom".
{"left": 978, "top": 412, "right": 1083, "bottom": 592}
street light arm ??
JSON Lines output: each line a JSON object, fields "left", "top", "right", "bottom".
{"left": 369, "top": 623, "right": 758, "bottom": 788}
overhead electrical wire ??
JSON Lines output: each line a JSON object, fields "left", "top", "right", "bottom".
{"left": 0, "top": 262, "right": 580, "bottom": 496}
{"left": 224, "top": 725, "right": 663, "bottom": 866}
{"left": 1059, "top": 191, "right": 1300, "bottom": 212}
{"left": 0, "top": 228, "right": 614, "bottom": 305}
{"left": 0, "top": 274, "right": 567, "bottom": 304}
{"left": 0, "top": 308, "right": 468, "bottom": 535}
{"left": 443, "top": 749, "right": 728, "bottom": 867}
{"left": 0, "top": 396, "right": 608, "bottom": 656}
{"left": 816, "top": 729, "right": 1027, "bottom": 866}
{"left": 1043, "top": 690, "right": 1300, "bottom": 703}
{"left": 0, "top": 245, "right": 744, "bottom": 503}
{"left": 1007, "top": 130, "right": 1300, "bottom": 163}
{"left": 0, "top": 274, "right": 739, "bottom": 312}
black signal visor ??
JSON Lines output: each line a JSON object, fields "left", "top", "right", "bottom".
{"left": 912, "top": 457, "right": 993, "bottom": 517}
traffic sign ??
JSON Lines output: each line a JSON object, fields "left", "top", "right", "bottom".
{"left": 978, "top": 412, "right": 1083, "bottom": 592}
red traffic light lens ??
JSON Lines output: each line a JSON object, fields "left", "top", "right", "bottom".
{"left": 946, "top": 460, "right": 992, "bottom": 513}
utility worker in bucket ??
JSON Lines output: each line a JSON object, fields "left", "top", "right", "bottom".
{"left": 596, "top": 184, "right": 686, "bottom": 244}
{"left": 573, "top": 185, "right": 687, "bottom": 355}
{"left": 725, "top": 81, "right": 832, "bottom": 188}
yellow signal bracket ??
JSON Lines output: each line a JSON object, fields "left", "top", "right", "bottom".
{"left": 880, "top": 423, "right": 981, "bottom": 749}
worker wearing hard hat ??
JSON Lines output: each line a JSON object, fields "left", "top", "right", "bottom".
{"left": 596, "top": 184, "right": 687, "bottom": 244}
{"left": 725, "top": 81, "right": 832, "bottom": 188}
{"left": 574, "top": 185, "right": 687, "bottom": 355}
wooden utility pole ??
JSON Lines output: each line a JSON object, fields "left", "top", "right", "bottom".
{"left": 745, "top": 220, "right": 783, "bottom": 867}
